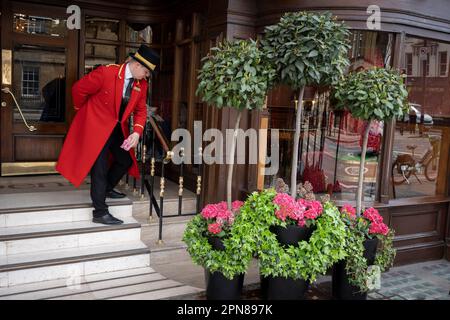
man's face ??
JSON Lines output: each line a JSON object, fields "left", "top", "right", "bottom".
{"left": 130, "top": 61, "right": 151, "bottom": 80}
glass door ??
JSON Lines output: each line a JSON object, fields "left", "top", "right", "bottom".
{"left": 1, "top": 1, "right": 78, "bottom": 175}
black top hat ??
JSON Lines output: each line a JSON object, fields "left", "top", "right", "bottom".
{"left": 129, "top": 44, "right": 160, "bottom": 73}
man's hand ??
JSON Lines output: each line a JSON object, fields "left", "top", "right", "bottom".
{"left": 121, "top": 132, "right": 140, "bottom": 151}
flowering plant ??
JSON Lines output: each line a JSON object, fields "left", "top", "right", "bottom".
{"left": 338, "top": 204, "right": 396, "bottom": 292}
{"left": 201, "top": 201, "right": 244, "bottom": 237}
{"left": 272, "top": 193, "right": 323, "bottom": 228}
{"left": 183, "top": 200, "right": 252, "bottom": 280}
{"left": 240, "top": 189, "right": 347, "bottom": 282}
{"left": 340, "top": 205, "right": 389, "bottom": 238}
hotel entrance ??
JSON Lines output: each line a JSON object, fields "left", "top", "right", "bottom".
{"left": 0, "top": 1, "right": 79, "bottom": 176}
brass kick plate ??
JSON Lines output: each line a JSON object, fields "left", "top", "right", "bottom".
{"left": 1, "top": 162, "right": 57, "bottom": 176}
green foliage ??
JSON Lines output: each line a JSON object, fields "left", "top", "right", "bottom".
{"left": 261, "top": 11, "right": 350, "bottom": 89}
{"left": 375, "top": 229, "right": 396, "bottom": 272}
{"left": 182, "top": 211, "right": 254, "bottom": 280}
{"left": 333, "top": 68, "right": 409, "bottom": 121}
{"left": 239, "top": 189, "right": 348, "bottom": 282}
{"left": 344, "top": 224, "right": 397, "bottom": 292}
{"left": 196, "top": 39, "right": 275, "bottom": 111}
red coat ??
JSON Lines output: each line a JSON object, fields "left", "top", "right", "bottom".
{"left": 56, "top": 64, "right": 148, "bottom": 187}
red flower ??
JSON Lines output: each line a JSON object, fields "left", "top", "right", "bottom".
{"left": 363, "top": 207, "right": 383, "bottom": 224}
{"left": 208, "top": 223, "right": 222, "bottom": 235}
{"left": 341, "top": 204, "right": 356, "bottom": 218}
{"left": 369, "top": 222, "right": 389, "bottom": 236}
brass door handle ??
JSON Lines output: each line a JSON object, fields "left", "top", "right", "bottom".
{"left": 1, "top": 87, "right": 37, "bottom": 132}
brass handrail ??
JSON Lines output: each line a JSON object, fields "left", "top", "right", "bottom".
{"left": 148, "top": 115, "right": 169, "bottom": 153}
{"left": 1, "top": 87, "right": 36, "bottom": 132}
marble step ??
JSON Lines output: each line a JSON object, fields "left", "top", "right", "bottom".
{"left": 0, "top": 267, "right": 202, "bottom": 300}
{"left": 0, "top": 217, "right": 141, "bottom": 256}
{"left": 0, "top": 189, "right": 133, "bottom": 227}
{"left": 0, "top": 241, "right": 150, "bottom": 287}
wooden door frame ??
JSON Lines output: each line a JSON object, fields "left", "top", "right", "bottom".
{"left": 0, "top": 0, "right": 79, "bottom": 175}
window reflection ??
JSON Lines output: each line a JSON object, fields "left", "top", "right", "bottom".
{"left": 13, "top": 13, "right": 66, "bottom": 37}
{"left": 13, "top": 45, "right": 66, "bottom": 123}
{"left": 126, "top": 24, "right": 153, "bottom": 44}
{"left": 84, "top": 44, "right": 118, "bottom": 74}
{"left": 264, "top": 31, "right": 394, "bottom": 201}
{"left": 391, "top": 36, "right": 450, "bottom": 199}
{"left": 85, "top": 17, "right": 119, "bottom": 41}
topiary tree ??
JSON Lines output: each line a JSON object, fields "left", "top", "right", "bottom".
{"left": 196, "top": 39, "right": 275, "bottom": 210}
{"left": 333, "top": 68, "right": 409, "bottom": 214}
{"left": 262, "top": 11, "right": 350, "bottom": 197}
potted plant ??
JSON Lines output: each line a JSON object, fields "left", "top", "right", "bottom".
{"left": 196, "top": 39, "right": 275, "bottom": 210}
{"left": 332, "top": 204, "right": 396, "bottom": 300}
{"left": 237, "top": 185, "right": 347, "bottom": 300}
{"left": 184, "top": 39, "right": 274, "bottom": 300}
{"left": 332, "top": 68, "right": 409, "bottom": 214}
{"left": 262, "top": 11, "right": 350, "bottom": 197}
{"left": 183, "top": 200, "right": 252, "bottom": 300}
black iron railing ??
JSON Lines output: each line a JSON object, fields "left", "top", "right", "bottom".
{"left": 125, "top": 114, "right": 202, "bottom": 243}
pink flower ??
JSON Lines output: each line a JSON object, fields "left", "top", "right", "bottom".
{"left": 201, "top": 204, "right": 218, "bottom": 219}
{"left": 232, "top": 201, "right": 244, "bottom": 212}
{"left": 369, "top": 222, "right": 389, "bottom": 235}
{"left": 341, "top": 204, "right": 356, "bottom": 217}
{"left": 300, "top": 200, "right": 323, "bottom": 221}
{"left": 363, "top": 207, "right": 383, "bottom": 224}
{"left": 208, "top": 223, "right": 222, "bottom": 235}
{"left": 201, "top": 200, "right": 243, "bottom": 235}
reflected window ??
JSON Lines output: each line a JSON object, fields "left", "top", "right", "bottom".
{"left": 22, "top": 66, "right": 40, "bottom": 97}
{"left": 13, "top": 14, "right": 66, "bottom": 37}
{"left": 84, "top": 44, "right": 118, "bottom": 74}
{"left": 391, "top": 36, "right": 450, "bottom": 199}
{"left": 85, "top": 17, "right": 119, "bottom": 41}
{"left": 264, "top": 31, "right": 394, "bottom": 202}
{"left": 13, "top": 45, "right": 66, "bottom": 123}
{"left": 126, "top": 24, "right": 153, "bottom": 44}
{"left": 439, "top": 51, "right": 448, "bottom": 76}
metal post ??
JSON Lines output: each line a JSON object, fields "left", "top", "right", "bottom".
{"left": 158, "top": 159, "right": 165, "bottom": 245}
{"left": 178, "top": 148, "right": 184, "bottom": 216}
{"left": 196, "top": 147, "right": 203, "bottom": 214}
{"left": 149, "top": 126, "right": 156, "bottom": 221}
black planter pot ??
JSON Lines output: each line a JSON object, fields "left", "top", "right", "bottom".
{"left": 269, "top": 224, "right": 315, "bottom": 247}
{"left": 204, "top": 235, "right": 244, "bottom": 300}
{"left": 260, "top": 275, "right": 309, "bottom": 300}
{"left": 332, "top": 237, "right": 379, "bottom": 300}
{"left": 205, "top": 269, "right": 244, "bottom": 300}
{"left": 259, "top": 225, "right": 313, "bottom": 300}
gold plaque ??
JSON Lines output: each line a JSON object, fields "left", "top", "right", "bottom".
{"left": 2, "top": 49, "right": 12, "bottom": 85}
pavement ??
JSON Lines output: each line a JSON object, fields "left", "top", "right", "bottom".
{"left": 168, "top": 259, "right": 450, "bottom": 300}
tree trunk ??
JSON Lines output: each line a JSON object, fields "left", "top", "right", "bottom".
{"left": 356, "top": 121, "right": 371, "bottom": 215}
{"left": 227, "top": 111, "right": 242, "bottom": 210}
{"left": 291, "top": 87, "right": 305, "bottom": 197}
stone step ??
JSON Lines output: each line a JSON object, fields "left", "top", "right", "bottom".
{"left": 0, "top": 241, "right": 150, "bottom": 287}
{"left": 0, "top": 217, "right": 141, "bottom": 256}
{"left": 0, "top": 190, "right": 132, "bottom": 227}
{"left": 0, "top": 266, "right": 202, "bottom": 300}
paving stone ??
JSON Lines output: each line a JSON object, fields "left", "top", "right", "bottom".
{"left": 390, "top": 295, "right": 406, "bottom": 300}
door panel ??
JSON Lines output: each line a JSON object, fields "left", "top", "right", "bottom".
{"left": 1, "top": 1, "right": 78, "bottom": 176}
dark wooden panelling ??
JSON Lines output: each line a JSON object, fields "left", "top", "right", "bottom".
{"left": 394, "top": 241, "right": 445, "bottom": 266}
{"left": 14, "top": 135, "right": 64, "bottom": 161}
{"left": 388, "top": 201, "right": 448, "bottom": 265}
{"left": 392, "top": 211, "right": 439, "bottom": 237}
{"left": 446, "top": 205, "right": 450, "bottom": 260}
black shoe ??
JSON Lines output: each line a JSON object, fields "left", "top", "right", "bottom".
{"left": 106, "top": 189, "right": 126, "bottom": 199}
{"left": 92, "top": 213, "right": 124, "bottom": 225}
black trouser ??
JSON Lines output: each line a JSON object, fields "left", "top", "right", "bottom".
{"left": 90, "top": 124, "right": 132, "bottom": 217}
